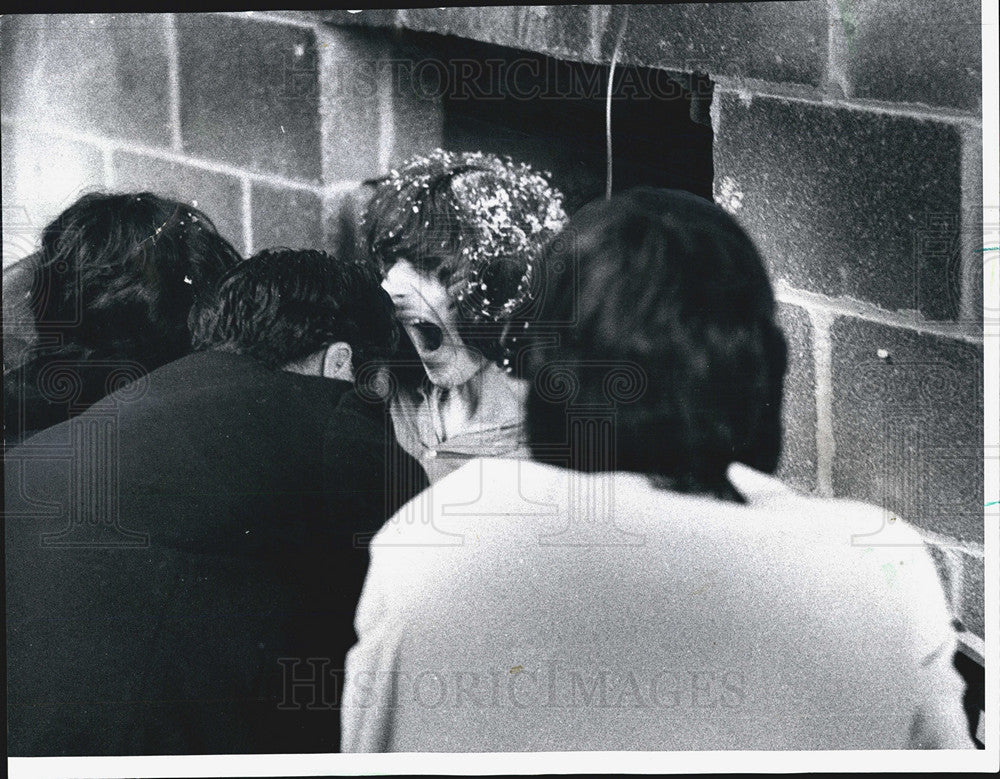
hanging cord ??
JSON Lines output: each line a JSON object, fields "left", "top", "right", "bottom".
{"left": 605, "top": 7, "right": 631, "bottom": 200}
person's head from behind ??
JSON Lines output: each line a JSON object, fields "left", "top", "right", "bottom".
{"left": 27, "top": 191, "right": 241, "bottom": 368}
{"left": 364, "top": 149, "right": 567, "bottom": 388}
{"left": 526, "top": 188, "right": 787, "bottom": 501}
{"left": 191, "top": 248, "right": 398, "bottom": 382}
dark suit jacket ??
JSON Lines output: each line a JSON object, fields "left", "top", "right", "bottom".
{"left": 4, "top": 352, "right": 144, "bottom": 447}
{"left": 5, "top": 350, "right": 427, "bottom": 755}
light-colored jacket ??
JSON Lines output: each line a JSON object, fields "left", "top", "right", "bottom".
{"left": 342, "top": 458, "right": 973, "bottom": 751}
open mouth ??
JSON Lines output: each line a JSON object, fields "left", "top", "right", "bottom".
{"left": 406, "top": 319, "right": 445, "bottom": 352}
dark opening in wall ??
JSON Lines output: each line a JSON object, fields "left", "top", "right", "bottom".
{"left": 401, "top": 33, "right": 715, "bottom": 214}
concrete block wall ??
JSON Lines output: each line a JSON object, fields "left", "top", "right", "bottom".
{"left": 1, "top": 6, "right": 985, "bottom": 655}
{"left": 0, "top": 12, "right": 374, "bottom": 265}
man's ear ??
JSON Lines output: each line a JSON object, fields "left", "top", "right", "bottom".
{"left": 321, "top": 342, "right": 354, "bottom": 381}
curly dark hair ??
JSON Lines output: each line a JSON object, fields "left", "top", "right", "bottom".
{"left": 26, "top": 191, "right": 241, "bottom": 362}
{"left": 525, "top": 188, "right": 788, "bottom": 502}
{"left": 362, "top": 149, "right": 566, "bottom": 371}
{"left": 4, "top": 191, "right": 242, "bottom": 442}
{"left": 191, "top": 248, "right": 399, "bottom": 372}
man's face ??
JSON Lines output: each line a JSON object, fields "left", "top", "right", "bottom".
{"left": 381, "top": 259, "right": 484, "bottom": 388}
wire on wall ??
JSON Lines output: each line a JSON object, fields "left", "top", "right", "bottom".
{"left": 605, "top": 7, "right": 631, "bottom": 200}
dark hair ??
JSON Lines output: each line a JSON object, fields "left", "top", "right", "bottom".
{"left": 3, "top": 192, "right": 242, "bottom": 442}
{"left": 191, "top": 248, "right": 398, "bottom": 371}
{"left": 329, "top": 181, "right": 380, "bottom": 267}
{"left": 525, "top": 188, "right": 787, "bottom": 501}
{"left": 362, "top": 149, "right": 566, "bottom": 370}
{"left": 28, "top": 191, "right": 241, "bottom": 365}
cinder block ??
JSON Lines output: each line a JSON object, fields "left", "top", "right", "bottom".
{"left": 111, "top": 151, "right": 245, "bottom": 255}
{"left": 830, "top": 317, "right": 983, "bottom": 543}
{"left": 960, "top": 553, "right": 984, "bottom": 638}
{"left": 2, "top": 127, "right": 106, "bottom": 265}
{"left": 328, "top": 3, "right": 979, "bottom": 110}
{"left": 397, "top": 6, "right": 592, "bottom": 62}
{"left": 328, "top": 5, "right": 820, "bottom": 85}
{"left": 250, "top": 183, "right": 323, "bottom": 254}
{"left": 775, "top": 302, "right": 817, "bottom": 493}
{"left": 714, "top": 92, "right": 965, "bottom": 320}
{"left": 322, "top": 183, "right": 378, "bottom": 267}
{"left": 601, "top": 2, "right": 824, "bottom": 85}
{"left": 322, "top": 9, "right": 400, "bottom": 29}
{"left": 0, "top": 14, "right": 172, "bottom": 146}
{"left": 385, "top": 59, "right": 444, "bottom": 170}
{"left": 177, "top": 14, "right": 322, "bottom": 182}
{"left": 834, "top": 0, "right": 981, "bottom": 112}
{"left": 318, "top": 26, "right": 386, "bottom": 182}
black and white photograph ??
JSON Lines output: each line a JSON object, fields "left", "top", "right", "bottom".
{"left": 2, "top": 2, "right": 997, "bottom": 776}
